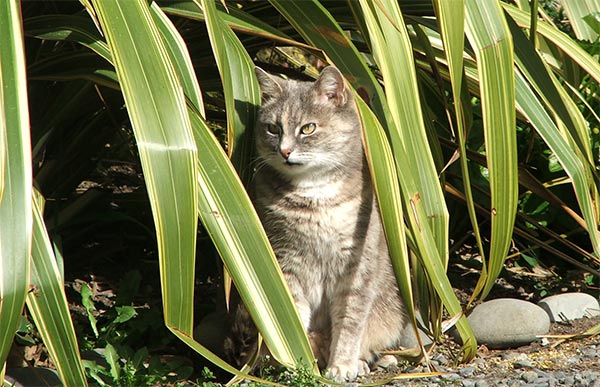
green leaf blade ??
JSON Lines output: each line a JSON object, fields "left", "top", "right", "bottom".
{"left": 91, "top": 0, "right": 198, "bottom": 335}
{"left": 465, "top": 1, "right": 518, "bottom": 298}
{"left": 0, "top": 0, "right": 33, "bottom": 368}
{"left": 27, "top": 194, "right": 88, "bottom": 387}
{"left": 198, "top": 0, "right": 259, "bottom": 183}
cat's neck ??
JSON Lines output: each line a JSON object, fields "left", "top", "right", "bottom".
{"left": 292, "top": 175, "right": 344, "bottom": 201}
{"left": 262, "top": 163, "right": 366, "bottom": 203}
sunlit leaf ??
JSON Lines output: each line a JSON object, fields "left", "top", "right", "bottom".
{"left": 0, "top": 0, "right": 33, "bottom": 368}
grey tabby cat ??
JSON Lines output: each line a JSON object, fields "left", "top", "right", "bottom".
{"left": 234, "top": 66, "right": 407, "bottom": 382}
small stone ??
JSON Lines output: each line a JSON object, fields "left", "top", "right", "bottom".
{"left": 540, "top": 337, "right": 550, "bottom": 346}
{"left": 514, "top": 359, "right": 534, "bottom": 369}
{"left": 500, "top": 351, "right": 520, "bottom": 360}
{"left": 407, "top": 365, "right": 424, "bottom": 373}
{"left": 581, "top": 347, "right": 599, "bottom": 358}
{"left": 459, "top": 366, "right": 476, "bottom": 377}
{"left": 474, "top": 381, "right": 489, "bottom": 387}
{"left": 462, "top": 381, "right": 476, "bottom": 387}
{"left": 432, "top": 354, "right": 449, "bottom": 365}
{"left": 522, "top": 370, "right": 538, "bottom": 383}
{"left": 441, "top": 373, "right": 460, "bottom": 381}
{"left": 466, "top": 298, "right": 551, "bottom": 349}
{"left": 589, "top": 379, "right": 600, "bottom": 387}
{"left": 538, "top": 292, "right": 600, "bottom": 322}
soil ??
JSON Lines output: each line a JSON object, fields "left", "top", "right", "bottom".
{"left": 361, "top": 316, "right": 600, "bottom": 387}
{"left": 356, "top": 251, "right": 600, "bottom": 387}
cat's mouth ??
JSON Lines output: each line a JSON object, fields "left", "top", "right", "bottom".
{"left": 284, "top": 159, "right": 304, "bottom": 166}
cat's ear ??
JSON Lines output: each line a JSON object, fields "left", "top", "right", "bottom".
{"left": 314, "top": 66, "right": 348, "bottom": 107}
{"left": 255, "top": 66, "right": 283, "bottom": 103}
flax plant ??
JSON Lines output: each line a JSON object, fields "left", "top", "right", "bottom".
{"left": 1, "top": 1, "right": 600, "bottom": 386}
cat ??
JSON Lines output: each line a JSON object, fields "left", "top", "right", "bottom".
{"left": 226, "top": 66, "right": 407, "bottom": 382}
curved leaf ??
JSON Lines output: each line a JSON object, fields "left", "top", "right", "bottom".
{"left": 27, "top": 193, "right": 87, "bottom": 386}
{"left": 0, "top": 0, "right": 33, "bottom": 368}
{"left": 465, "top": 0, "right": 518, "bottom": 299}
{"left": 91, "top": 0, "right": 199, "bottom": 335}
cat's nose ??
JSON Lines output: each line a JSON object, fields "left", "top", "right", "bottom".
{"left": 280, "top": 148, "right": 292, "bottom": 160}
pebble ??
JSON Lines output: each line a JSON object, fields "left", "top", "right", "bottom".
{"left": 538, "top": 292, "right": 600, "bottom": 322}
{"left": 441, "top": 373, "right": 460, "bottom": 381}
{"left": 458, "top": 366, "right": 476, "bottom": 377}
{"left": 466, "top": 298, "right": 551, "bottom": 348}
{"left": 521, "top": 370, "right": 539, "bottom": 383}
{"left": 514, "top": 359, "right": 534, "bottom": 368}
{"left": 388, "top": 319, "right": 600, "bottom": 387}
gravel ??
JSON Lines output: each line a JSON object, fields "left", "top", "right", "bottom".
{"left": 358, "top": 315, "right": 600, "bottom": 387}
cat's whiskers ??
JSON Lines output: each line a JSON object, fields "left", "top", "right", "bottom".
{"left": 304, "top": 152, "right": 346, "bottom": 174}
{"left": 250, "top": 154, "right": 279, "bottom": 179}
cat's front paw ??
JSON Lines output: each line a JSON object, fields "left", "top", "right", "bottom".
{"left": 325, "top": 360, "right": 369, "bottom": 382}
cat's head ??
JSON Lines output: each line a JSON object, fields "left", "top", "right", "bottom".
{"left": 254, "top": 66, "right": 362, "bottom": 182}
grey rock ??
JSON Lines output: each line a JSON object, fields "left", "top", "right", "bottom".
{"left": 432, "top": 354, "right": 449, "bottom": 365}
{"left": 467, "top": 298, "right": 551, "bottom": 349}
{"left": 538, "top": 292, "right": 600, "bottom": 322}
{"left": 459, "top": 366, "right": 476, "bottom": 377}
{"left": 581, "top": 347, "right": 599, "bottom": 358}
{"left": 441, "top": 373, "right": 460, "bottom": 381}
{"left": 474, "top": 381, "right": 489, "bottom": 387}
{"left": 514, "top": 359, "right": 534, "bottom": 368}
{"left": 462, "top": 381, "right": 476, "bottom": 387}
{"left": 522, "top": 370, "right": 539, "bottom": 383}
{"left": 537, "top": 370, "right": 553, "bottom": 379}
{"left": 500, "top": 351, "right": 520, "bottom": 360}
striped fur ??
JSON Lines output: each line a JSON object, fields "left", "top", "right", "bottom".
{"left": 228, "top": 67, "right": 407, "bottom": 382}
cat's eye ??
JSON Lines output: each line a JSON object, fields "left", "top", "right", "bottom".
{"left": 300, "top": 123, "right": 317, "bottom": 135}
{"left": 265, "top": 124, "right": 280, "bottom": 135}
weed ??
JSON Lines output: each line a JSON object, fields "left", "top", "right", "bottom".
{"left": 242, "top": 362, "right": 324, "bottom": 387}
{"left": 77, "top": 271, "right": 193, "bottom": 386}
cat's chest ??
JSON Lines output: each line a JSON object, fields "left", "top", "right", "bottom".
{"left": 263, "top": 192, "right": 361, "bottom": 257}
